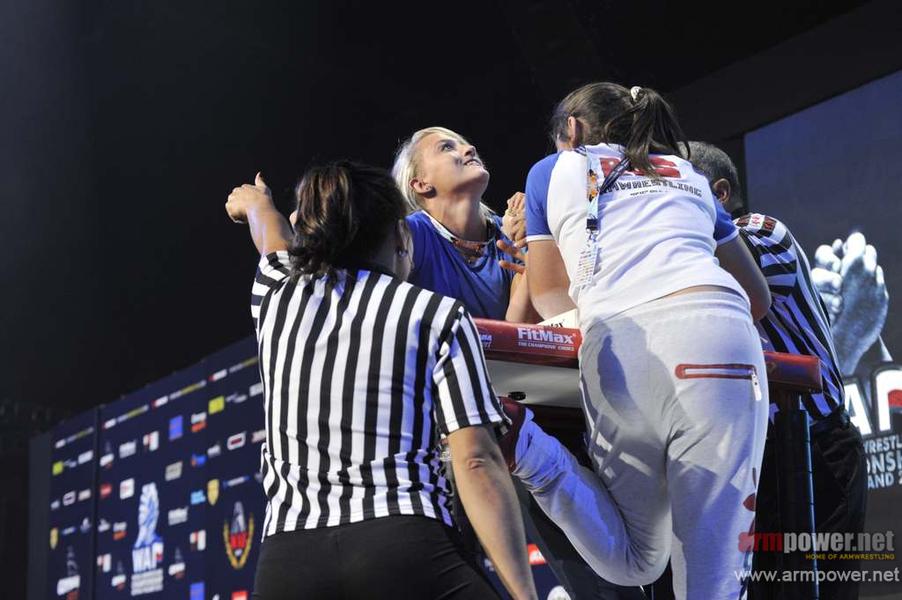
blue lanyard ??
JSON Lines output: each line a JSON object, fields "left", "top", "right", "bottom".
{"left": 586, "top": 155, "right": 631, "bottom": 232}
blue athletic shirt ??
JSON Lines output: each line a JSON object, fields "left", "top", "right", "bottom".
{"left": 525, "top": 144, "right": 746, "bottom": 328}
{"left": 406, "top": 210, "right": 515, "bottom": 320}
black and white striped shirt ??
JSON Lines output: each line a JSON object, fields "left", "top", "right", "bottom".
{"left": 735, "top": 214, "right": 844, "bottom": 419}
{"left": 251, "top": 252, "right": 505, "bottom": 537}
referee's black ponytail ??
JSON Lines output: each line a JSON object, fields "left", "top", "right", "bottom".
{"left": 549, "top": 82, "right": 688, "bottom": 177}
{"left": 289, "top": 161, "right": 406, "bottom": 280}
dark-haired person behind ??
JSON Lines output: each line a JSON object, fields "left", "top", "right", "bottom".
{"left": 224, "top": 165, "right": 538, "bottom": 600}
{"left": 688, "top": 142, "right": 867, "bottom": 600}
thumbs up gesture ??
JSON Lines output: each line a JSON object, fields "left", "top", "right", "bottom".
{"left": 225, "top": 172, "right": 273, "bottom": 224}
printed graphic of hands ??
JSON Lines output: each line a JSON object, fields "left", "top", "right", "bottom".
{"left": 812, "top": 232, "right": 890, "bottom": 375}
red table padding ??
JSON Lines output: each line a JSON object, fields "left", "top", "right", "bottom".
{"left": 474, "top": 319, "right": 822, "bottom": 395}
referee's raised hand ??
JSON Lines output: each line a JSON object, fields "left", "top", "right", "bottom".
{"left": 225, "top": 172, "right": 274, "bottom": 224}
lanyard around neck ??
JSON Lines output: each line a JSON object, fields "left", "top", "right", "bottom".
{"left": 423, "top": 210, "right": 493, "bottom": 262}
{"left": 586, "top": 154, "right": 631, "bottom": 232}
{"left": 423, "top": 210, "right": 492, "bottom": 243}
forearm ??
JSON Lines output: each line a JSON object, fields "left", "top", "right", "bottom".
{"left": 529, "top": 286, "right": 577, "bottom": 321}
{"left": 524, "top": 241, "right": 576, "bottom": 320}
{"left": 832, "top": 319, "right": 888, "bottom": 376}
{"left": 735, "top": 271, "right": 771, "bottom": 321}
{"left": 715, "top": 238, "right": 771, "bottom": 320}
{"left": 832, "top": 327, "right": 862, "bottom": 376}
{"left": 453, "top": 450, "right": 537, "bottom": 600}
{"left": 246, "top": 204, "right": 293, "bottom": 255}
{"left": 506, "top": 273, "right": 541, "bottom": 323}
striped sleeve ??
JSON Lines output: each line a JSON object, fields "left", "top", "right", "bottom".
{"left": 251, "top": 251, "right": 292, "bottom": 326}
{"left": 431, "top": 302, "right": 507, "bottom": 435}
{"left": 736, "top": 214, "right": 844, "bottom": 417}
{"left": 735, "top": 213, "right": 798, "bottom": 299}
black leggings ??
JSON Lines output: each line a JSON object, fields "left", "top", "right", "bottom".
{"left": 252, "top": 515, "right": 501, "bottom": 600}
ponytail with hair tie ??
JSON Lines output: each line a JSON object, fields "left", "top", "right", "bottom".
{"left": 549, "top": 82, "right": 689, "bottom": 178}
{"left": 629, "top": 86, "right": 643, "bottom": 103}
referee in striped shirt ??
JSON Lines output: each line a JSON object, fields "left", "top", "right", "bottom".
{"left": 225, "top": 163, "right": 537, "bottom": 600}
{"left": 689, "top": 142, "right": 867, "bottom": 600}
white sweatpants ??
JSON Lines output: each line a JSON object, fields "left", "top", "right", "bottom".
{"left": 514, "top": 291, "right": 768, "bottom": 599}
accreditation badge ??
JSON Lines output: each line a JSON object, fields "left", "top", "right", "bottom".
{"left": 574, "top": 231, "right": 600, "bottom": 288}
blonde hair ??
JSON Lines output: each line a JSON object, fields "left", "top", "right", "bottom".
{"left": 391, "top": 126, "right": 494, "bottom": 220}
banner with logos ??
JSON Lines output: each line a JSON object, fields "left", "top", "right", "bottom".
{"left": 196, "top": 338, "right": 266, "bottom": 600}
{"left": 94, "top": 356, "right": 212, "bottom": 599}
{"left": 745, "top": 69, "right": 902, "bottom": 598}
{"left": 48, "top": 409, "right": 97, "bottom": 600}
{"left": 47, "top": 333, "right": 565, "bottom": 600}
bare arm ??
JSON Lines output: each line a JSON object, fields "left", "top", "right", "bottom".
{"left": 525, "top": 240, "right": 576, "bottom": 320}
{"left": 499, "top": 192, "right": 540, "bottom": 323}
{"left": 225, "top": 173, "right": 293, "bottom": 255}
{"left": 447, "top": 425, "right": 537, "bottom": 600}
{"left": 506, "top": 272, "right": 541, "bottom": 323}
{"left": 498, "top": 240, "right": 541, "bottom": 323}
{"left": 715, "top": 236, "right": 772, "bottom": 320}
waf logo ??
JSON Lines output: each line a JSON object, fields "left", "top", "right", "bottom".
{"left": 131, "top": 483, "right": 164, "bottom": 595}
{"left": 223, "top": 501, "right": 254, "bottom": 570}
